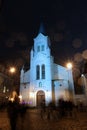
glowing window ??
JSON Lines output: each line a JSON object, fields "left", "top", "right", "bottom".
{"left": 42, "top": 64, "right": 45, "bottom": 79}
{"left": 36, "top": 65, "right": 40, "bottom": 80}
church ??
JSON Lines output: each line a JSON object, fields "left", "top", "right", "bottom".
{"left": 20, "top": 24, "right": 75, "bottom": 107}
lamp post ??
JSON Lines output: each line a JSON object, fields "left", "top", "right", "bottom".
{"left": 81, "top": 74, "right": 87, "bottom": 105}
{"left": 66, "top": 62, "right": 75, "bottom": 102}
{"left": 8, "top": 67, "right": 18, "bottom": 102}
{"left": 81, "top": 74, "right": 86, "bottom": 93}
{"left": 9, "top": 66, "right": 17, "bottom": 89}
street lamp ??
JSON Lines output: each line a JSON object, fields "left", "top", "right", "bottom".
{"left": 81, "top": 74, "right": 87, "bottom": 105}
{"left": 66, "top": 62, "right": 75, "bottom": 102}
{"left": 9, "top": 67, "right": 16, "bottom": 74}
{"left": 8, "top": 67, "right": 17, "bottom": 100}
{"left": 19, "top": 95, "right": 22, "bottom": 103}
{"left": 66, "top": 62, "right": 73, "bottom": 70}
{"left": 81, "top": 74, "right": 87, "bottom": 93}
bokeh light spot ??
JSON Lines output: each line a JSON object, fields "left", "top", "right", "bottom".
{"left": 82, "top": 50, "right": 87, "bottom": 59}
{"left": 72, "top": 38, "right": 82, "bottom": 48}
{"left": 74, "top": 53, "right": 83, "bottom": 62}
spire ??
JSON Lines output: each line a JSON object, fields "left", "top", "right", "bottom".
{"left": 38, "top": 22, "right": 46, "bottom": 35}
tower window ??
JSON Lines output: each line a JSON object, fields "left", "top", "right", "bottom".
{"left": 41, "top": 45, "right": 44, "bottom": 51}
{"left": 37, "top": 46, "right": 40, "bottom": 52}
{"left": 42, "top": 64, "right": 45, "bottom": 79}
{"left": 36, "top": 65, "right": 40, "bottom": 80}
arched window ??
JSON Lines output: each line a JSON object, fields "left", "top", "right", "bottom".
{"left": 36, "top": 65, "right": 40, "bottom": 80}
{"left": 42, "top": 64, "right": 45, "bottom": 79}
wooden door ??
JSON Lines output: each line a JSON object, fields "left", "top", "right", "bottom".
{"left": 37, "top": 90, "right": 45, "bottom": 107}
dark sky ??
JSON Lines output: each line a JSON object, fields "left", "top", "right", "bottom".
{"left": 0, "top": 0, "right": 87, "bottom": 67}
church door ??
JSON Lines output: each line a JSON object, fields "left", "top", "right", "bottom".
{"left": 37, "top": 90, "right": 45, "bottom": 107}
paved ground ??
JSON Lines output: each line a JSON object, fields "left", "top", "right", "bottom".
{"left": 0, "top": 108, "right": 87, "bottom": 130}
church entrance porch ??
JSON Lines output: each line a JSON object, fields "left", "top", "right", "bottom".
{"left": 36, "top": 90, "right": 45, "bottom": 107}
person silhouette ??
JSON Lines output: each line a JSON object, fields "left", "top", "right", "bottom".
{"left": 7, "top": 100, "right": 19, "bottom": 130}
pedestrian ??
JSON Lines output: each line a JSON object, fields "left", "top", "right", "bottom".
{"left": 40, "top": 100, "right": 46, "bottom": 119}
{"left": 7, "top": 100, "right": 19, "bottom": 130}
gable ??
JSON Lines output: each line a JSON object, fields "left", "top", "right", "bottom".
{"left": 34, "top": 33, "right": 47, "bottom": 42}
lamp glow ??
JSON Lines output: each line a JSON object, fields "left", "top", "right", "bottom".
{"left": 66, "top": 62, "right": 73, "bottom": 69}
{"left": 9, "top": 67, "right": 16, "bottom": 73}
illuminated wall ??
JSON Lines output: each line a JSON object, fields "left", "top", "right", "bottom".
{"left": 20, "top": 25, "right": 75, "bottom": 107}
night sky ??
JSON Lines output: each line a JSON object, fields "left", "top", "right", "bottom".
{"left": 0, "top": 0, "right": 87, "bottom": 70}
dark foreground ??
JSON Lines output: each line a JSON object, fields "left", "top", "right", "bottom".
{"left": 0, "top": 107, "right": 87, "bottom": 130}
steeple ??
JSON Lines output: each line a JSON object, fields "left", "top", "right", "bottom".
{"left": 38, "top": 22, "right": 46, "bottom": 35}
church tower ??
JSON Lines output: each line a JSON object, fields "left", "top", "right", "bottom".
{"left": 29, "top": 23, "right": 53, "bottom": 106}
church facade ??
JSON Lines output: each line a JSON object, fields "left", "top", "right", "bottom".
{"left": 20, "top": 25, "right": 75, "bottom": 107}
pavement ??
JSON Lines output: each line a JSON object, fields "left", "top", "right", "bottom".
{"left": 0, "top": 108, "right": 87, "bottom": 130}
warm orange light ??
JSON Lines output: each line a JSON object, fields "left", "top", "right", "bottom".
{"left": 9, "top": 67, "right": 16, "bottom": 73}
{"left": 9, "top": 97, "right": 14, "bottom": 102}
{"left": 66, "top": 62, "right": 73, "bottom": 69}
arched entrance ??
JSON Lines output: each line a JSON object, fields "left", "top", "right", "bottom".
{"left": 37, "top": 90, "right": 45, "bottom": 107}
